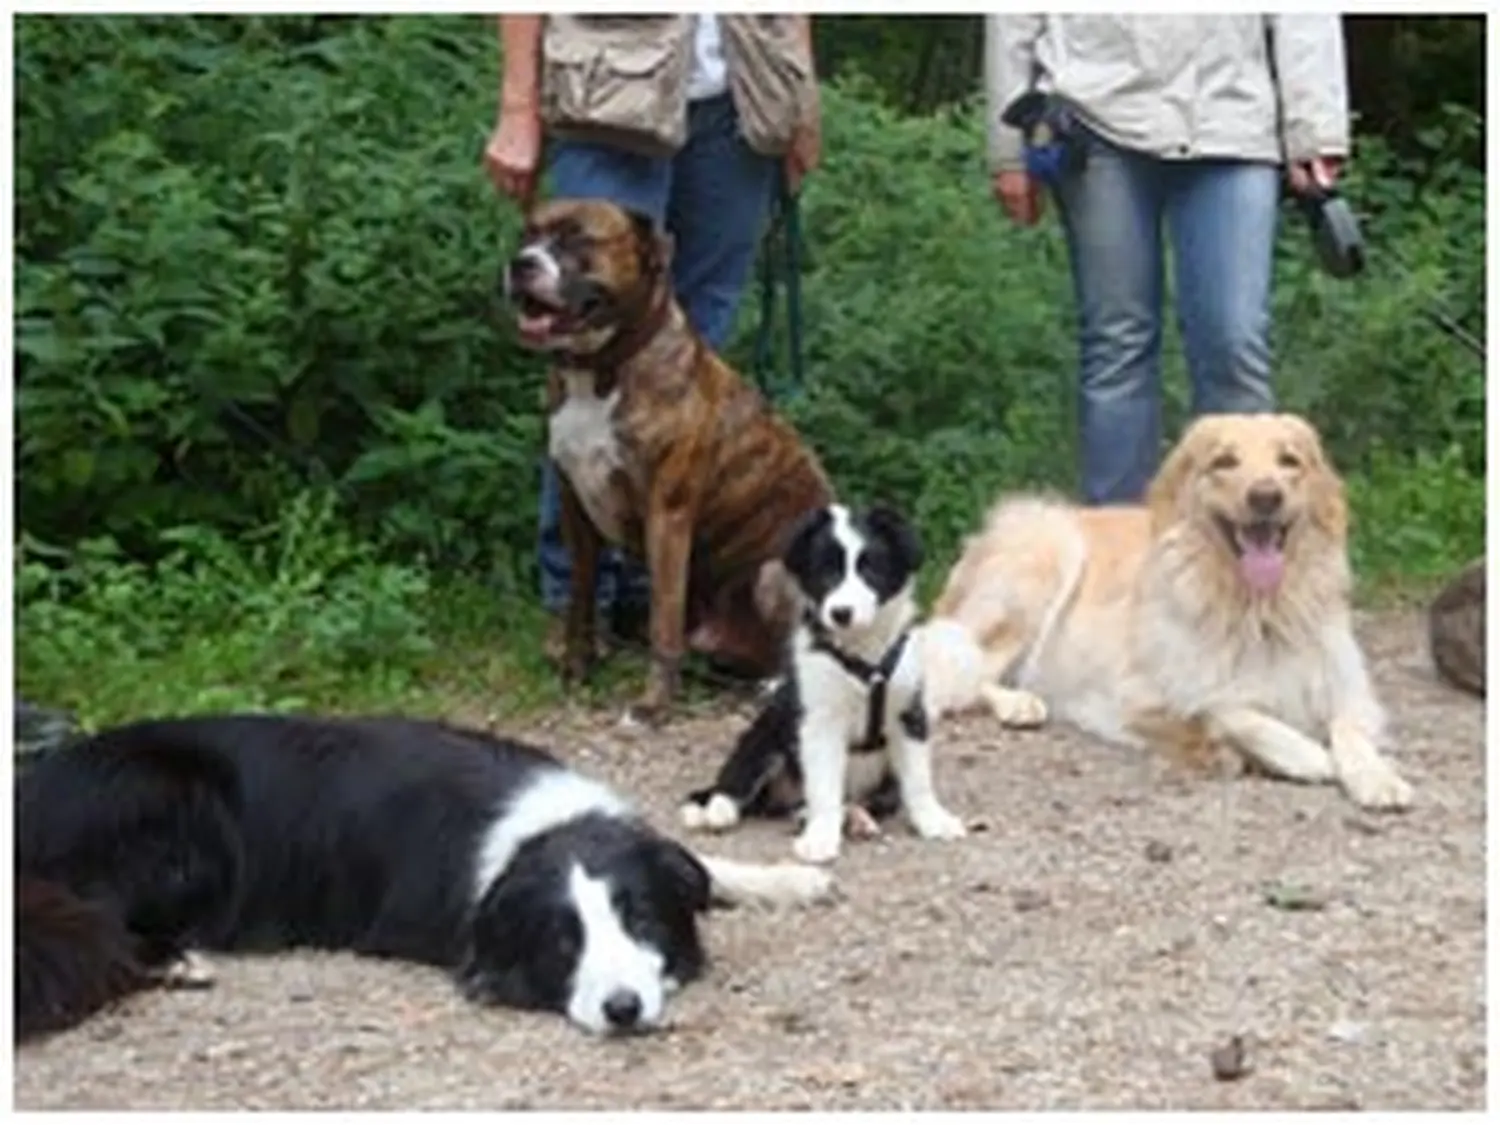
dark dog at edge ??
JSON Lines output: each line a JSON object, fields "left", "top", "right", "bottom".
{"left": 504, "top": 198, "right": 833, "bottom": 723}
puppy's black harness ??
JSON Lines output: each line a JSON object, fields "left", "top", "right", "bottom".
{"left": 804, "top": 615, "right": 912, "bottom": 751}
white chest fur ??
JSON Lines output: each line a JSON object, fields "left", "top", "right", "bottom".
{"left": 549, "top": 371, "right": 628, "bottom": 543}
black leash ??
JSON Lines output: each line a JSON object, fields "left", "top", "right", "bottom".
{"left": 804, "top": 614, "right": 911, "bottom": 751}
{"left": 752, "top": 167, "right": 806, "bottom": 402}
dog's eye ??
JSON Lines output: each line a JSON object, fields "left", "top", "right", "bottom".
{"left": 1277, "top": 451, "right": 1302, "bottom": 470}
{"left": 1208, "top": 452, "right": 1240, "bottom": 472}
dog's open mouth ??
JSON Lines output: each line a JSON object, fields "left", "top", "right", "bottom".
{"left": 515, "top": 292, "right": 569, "bottom": 346}
{"left": 1215, "top": 516, "right": 1289, "bottom": 594}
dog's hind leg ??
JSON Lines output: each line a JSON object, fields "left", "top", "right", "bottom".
{"left": 679, "top": 682, "right": 798, "bottom": 833}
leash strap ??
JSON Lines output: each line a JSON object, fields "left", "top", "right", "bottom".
{"left": 752, "top": 168, "right": 806, "bottom": 402}
{"left": 806, "top": 621, "right": 911, "bottom": 751}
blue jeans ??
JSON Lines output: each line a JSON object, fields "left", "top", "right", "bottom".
{"left": 537, "top": 94, "right": 778, "bottom": 615}
{"left": 1054, "top": 135, "right": 1281, "bottom": 505}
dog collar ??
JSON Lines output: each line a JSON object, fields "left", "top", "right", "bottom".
{"left": 561, "top": 285, "right": 674, "bottom": 384}
{"left": 805, "top": 615, "right": 911, "bottom": 751}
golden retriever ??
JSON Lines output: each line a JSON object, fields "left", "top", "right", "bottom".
{"left": 922, "top": 412, "right": 1413, "bottom": 811}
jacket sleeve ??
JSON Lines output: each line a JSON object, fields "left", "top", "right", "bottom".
{"left": 1267, "top": 14, "right": 1351, "bottom": 162}
{"left": 984, "top": 14, "right": 1045, "bottom": 173}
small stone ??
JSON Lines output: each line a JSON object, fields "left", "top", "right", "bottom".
{"left": 1343, "top": 816, "right": 1385, "bottom": 837}
{"left": 1328, "top": 1019, "right": 1367, "bottom": 1045}
{"left": 1144, "top": 839, "right": 1174, "bottom": 863}
{"left": 1210, "top": 1034, "right": 1251, "bottom": 1081}
{"left": 1263, "top": 882, "right": 1328, "bottom": 912}
{"left": 1011, "top": 888, "right": 1051, "bottom": 913}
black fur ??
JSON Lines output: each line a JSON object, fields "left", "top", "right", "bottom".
{"left": 898, "top": 696, "right": 930, "bottom": 743}
{"left": 15, "top": 714, "right": 709, "bottom": 1042}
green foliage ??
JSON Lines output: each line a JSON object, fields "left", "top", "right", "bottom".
{"left": 15, "top": 493, "right": 437, "bottom": 726}
{"left": 13, "top": 15, "right": 1485, "bottom": 719}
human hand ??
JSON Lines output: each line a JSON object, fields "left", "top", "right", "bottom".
{"left": 1287, "top": 155, "right": 1344, "bottom": 197}
{"left": 992, "top": 169, "right": 1044, "bottom": 226}
{"left": 784, "top": 113, "right": 821, "bottom": 196}
{"left": 484, "top": 101, "right": 543, "bottom": 207}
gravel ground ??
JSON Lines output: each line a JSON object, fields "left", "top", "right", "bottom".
{"left": 13, "top": 610, "right": 1485, "bottom": 1111}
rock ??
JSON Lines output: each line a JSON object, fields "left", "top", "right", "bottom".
{"left": 1144, "top": 839, "right": 1175, "bottom": 863}
{"left": 1011, "top": 888, "right": 1051, "bottom": 913}
{"left": 1210, "top": 1034, "right": 1251, "bottom": 1081}
{"left": 1262, "top": 882, "right": 1328, "bottom": 912}
{"left": 1328, "top": 1019, "right": 1367, "bottom": 1045}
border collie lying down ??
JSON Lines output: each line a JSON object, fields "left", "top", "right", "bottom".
{"left": 679, "top": 503, "right": 967, "bottom": 864}
{"left": 15, "top": 714, "right": 833, "bottom": 1042}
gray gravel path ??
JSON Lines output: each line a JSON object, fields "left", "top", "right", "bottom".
{"left": 13, "top": 611, "right": 1485, "bottom": 1110}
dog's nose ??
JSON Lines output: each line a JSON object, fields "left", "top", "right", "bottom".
{"left": 1247, "top": 481, "right": 1284, "bottom": 517}
{"left": 603, "top": 989, "right": 643, "bottom": 1030}
{"left": 829, "top": 606, "right": 853, "bottom": 627}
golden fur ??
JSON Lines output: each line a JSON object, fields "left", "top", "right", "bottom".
{"left": 923, "top": 413, "right": 1413, "bottom": 810}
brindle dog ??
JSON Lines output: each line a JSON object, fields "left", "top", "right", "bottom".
{"left": 505, "top": 199, "right": 833, "bottom": 723}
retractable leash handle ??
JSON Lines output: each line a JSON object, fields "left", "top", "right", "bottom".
{"left": 1295, "top": 177, "right": 1367, "bottom": 281}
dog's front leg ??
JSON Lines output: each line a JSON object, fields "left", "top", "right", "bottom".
{"left": 1323, "top": 625, "right": 1413, "bottom": 810}
{"left": 558, "top": 467, "right": 603, "bottom": 686}
{"left": 792, "top": 719, "right": 849, "bottom": 865}
{"left": 634, "top": 480, "right": 697, "bottom": 724}
{"left": 888, "top": 699, "right": 967, "bottom": 841}
{"left": 1204, "top": 706, "right": 1336, "bottom": 784}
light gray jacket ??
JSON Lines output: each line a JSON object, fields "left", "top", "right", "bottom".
{"left": 984, "top": 15, "right": 1351, "bottom": 172}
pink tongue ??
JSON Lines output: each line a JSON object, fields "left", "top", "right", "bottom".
{"left": 517, "top": 313, "right": 555, "bottom": 343}
{"left": 1239, "top": 543, "right": 1286, "bottom": 594}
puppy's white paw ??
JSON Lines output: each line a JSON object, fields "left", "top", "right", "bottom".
{"left": 1341, "top": 760, "right": 1414, "bottom": 811}
{"left": 792, "top": 825, "right": 842, "bottom": 865}
{"left": 911, "top": 806, "right": 968, "bottom": 841}
{"left": 983, "top": 685, "right": 1049, "bottom": 729}
{"left": 702, "top": 794, "right": 741, "bottom": 832}
{"left": 161, "top": 950, "right": 216, "bottom": 991}
{"left": 678, "top": 802, "right": 708, "bottom": 832}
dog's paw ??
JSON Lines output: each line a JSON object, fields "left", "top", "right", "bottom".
{"left": 160, "top": 951, "right": 216, "bottom": 991}
{"left": 911, "top": 806, "right": 968, "bottom": 842}
{"left": 842, "top": 804, "right": 884, "bottom": 841}
{"left": 1341, "top": 761, "right": 1414, "bottom": 812}
{"left": 792, "top": 825, "right": 843, "bottom": 866}
{"left": 982, "top": 685, "right": 1049, "bottom": 729}
{"left": 771, "top": 862, "right": 838, "bottom": 905}
{"left": 679, "top": 793, "right": 739, "bottom": 834}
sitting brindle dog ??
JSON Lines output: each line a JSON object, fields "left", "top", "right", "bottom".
{"left": 505, "top": 198, "right": 833, "bottom": 722}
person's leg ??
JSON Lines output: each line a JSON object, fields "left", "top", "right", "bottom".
{"left": 535, "top": 141, "right": 671, "bottom": 636}
{"left": 664, "top": 94, "right": 779, "bottom": 351}
{"left": 1052, "top": 139, "right": 1168, "bottom": 506}
{"left": 1165, "top": 159, "right": 1281, "bottom": 417}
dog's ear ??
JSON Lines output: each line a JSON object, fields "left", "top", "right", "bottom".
{"left": 781, "top": 506, "right": 832, "bottom": 579}
{"left": 625, "top": 207, "right": 673, "bottom": 278}
{"left": 864, "top": 504, "right": 925, "bottom": 575}
{"left": 649, "top": 836, "right": 711, "bottom": 915}
{"left": 1283, "top": 413, "right": 1348, "bottom": 543}
{"left": 456, "top": 871, "right": 538, "bottom": 1007}
{"left": 1146, "top": 419, "right": 1210, "bottom": 533}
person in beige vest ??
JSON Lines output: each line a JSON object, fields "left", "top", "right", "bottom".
{"left": 985, "top": 15, "right": 1351, "bottom": 504}
{"left": 483, "top": 15, "right": 820, "bottom": 663}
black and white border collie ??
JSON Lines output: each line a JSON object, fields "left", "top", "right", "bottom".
{"left": 679, "top": 503, "right": 968, "bottom": 864}
{"left": 14, "top": 714, "right": 833, "bottom": 1043}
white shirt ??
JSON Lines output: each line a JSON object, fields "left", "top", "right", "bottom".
{"left": 686, "top": 15, "right": 728, "bottom": 102}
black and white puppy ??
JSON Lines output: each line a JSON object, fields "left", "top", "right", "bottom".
{"left": 679, "top": 504, "right": 967, "bottom": 864}
{"left": 14, "top": 714, "right": 833, "bottom": 1043}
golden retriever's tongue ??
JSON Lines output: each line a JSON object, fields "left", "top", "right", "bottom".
{"left": 1239, "top": 543, "right": 1286, "bottom": 594}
